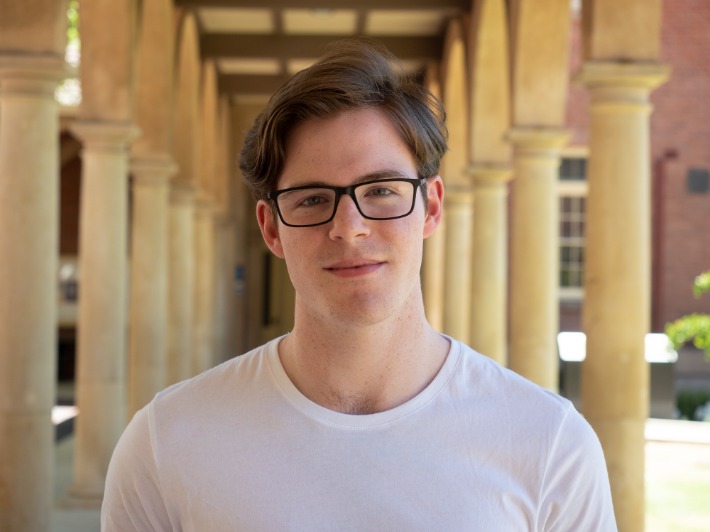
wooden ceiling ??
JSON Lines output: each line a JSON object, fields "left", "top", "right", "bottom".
{"left": 174, "top": 0, "right": 471, "bottom": 99}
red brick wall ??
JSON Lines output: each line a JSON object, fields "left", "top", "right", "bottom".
{"left": 651, "top": 0, "right": 710, "bottom": 328}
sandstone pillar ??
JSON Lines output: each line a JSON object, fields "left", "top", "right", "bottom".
{"left": 579, "top": 62, "right": 669, "bottom": 532}
{"left": 422, "top": 213, "right": 446, "bottom": 331}
{"left": 469, "top": 165, "right": 512, "bottom": 364}
{"left": 167, "top": 182, "right": 196, "bottom": 384}
{"left": 508, "top": 128, "right": 568, "bottom": 390}
{"left": 214, "top": 216, "right": 237, "bottom": 362}
{"left": 193, "top": 200, "right": 217, "bottom": 374}
{"left": 0, "top": 53, "right": 65, "bottom": 532}
{"left": 465, "top": 0, "right": 512, "bottom": 363}
{"left": 442, "top": 187, "right": 474, "bottom": 343}
{"left": 440, "top": 18, "right": 471, "bottom": 344}
{"left": 127, "top": 155, "right": 175, "bottom": 416}
{"left": 69, "top": 120, "right": 139, "bottom": 504}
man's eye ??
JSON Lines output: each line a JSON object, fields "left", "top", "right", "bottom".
{"left": 298, "top": 195, "right": 328, "bottom": 207}
{"left": 365, "top": 186, "right": 395, "bottom": 197}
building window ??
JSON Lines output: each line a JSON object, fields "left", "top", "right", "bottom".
{"left": 559, "top": 157, "right": 587, "bottom": 299}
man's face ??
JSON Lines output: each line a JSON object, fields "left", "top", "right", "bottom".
{"left": 257, "top": 107, "right": 443, "bottom": 328}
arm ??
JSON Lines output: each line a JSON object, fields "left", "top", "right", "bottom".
{"left": 538, "top": 406, "right": 618, "bottom": 532}
{"left": 101, "top": 405, "right": 173, "bottom": 531}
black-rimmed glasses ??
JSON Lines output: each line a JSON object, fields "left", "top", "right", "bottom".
{"left": 267, "top": 177, "right": 425, "bottom": 228}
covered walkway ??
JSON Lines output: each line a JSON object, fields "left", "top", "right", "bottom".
{"left": 6, "top": 1, "right": 707, "bottom": 531}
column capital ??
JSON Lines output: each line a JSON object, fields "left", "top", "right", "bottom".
{"left": 468, "top": 164, "right": 513, "bottom": 188}
{"left": 130, "top": 154, "right": 177, "bottom": 187}
{"left": 576, "top": 61, "right": 670, "bottom": 112}
{"left": 507, "top": 127, "right": 570, "bottom": 149}
{"left": 577, "top": 61, "right": 670, "bottom": 91}
{"left": 0, "top": 53, "right": 67, "bottom": 96}
{"left": 444, "top": 184, "right": 475, "bottom": 205}
{"left": 69, "top": 120, "right": 140, "bottom": 153}
{"left": 170, "top": 179, "right": 196, "bottom": 205}
{"left": 215, "top": 212, "right": 237, "bottom": 228}
{"left": 195, "top": 194, "right": 217, "bottom": 217}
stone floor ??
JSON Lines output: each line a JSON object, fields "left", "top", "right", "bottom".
{"left": 52, "top": 436, "right": 100, "bottom": 532}
{"left": 50, "top": 418, "right": 710, "bottom": 532}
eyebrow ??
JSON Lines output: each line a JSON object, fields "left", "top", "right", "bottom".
{"left": 289, "top": 170, "right": 413, "bottom": 189}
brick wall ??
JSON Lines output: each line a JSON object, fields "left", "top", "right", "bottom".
{"left": 651, "top": 0, "right": 710, "bottom": 328}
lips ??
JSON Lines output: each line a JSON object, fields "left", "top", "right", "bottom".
{"left": 324, "top": 259, "right": 384, "bottom": 277}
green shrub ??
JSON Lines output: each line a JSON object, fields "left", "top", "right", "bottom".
{"left": 676, "top": 389, "right": 710, "bottom": 421}
{"left": 665, "top": 271, "right": 710, "bottom": 360}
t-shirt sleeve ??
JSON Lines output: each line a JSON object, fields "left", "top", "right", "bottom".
{"left": 101, "top": 404, "right": 173, "bottom": 531}
{"left": 537, "top": 406, "right": 618, "bottom": 532}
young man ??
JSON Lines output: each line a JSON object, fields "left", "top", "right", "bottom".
{"left": 102, "top": 41, "right": 616, "bottom": 530}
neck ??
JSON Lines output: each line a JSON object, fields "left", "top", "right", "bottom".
{"left": 278, "top": 296, "right": 450, "bottom": 415}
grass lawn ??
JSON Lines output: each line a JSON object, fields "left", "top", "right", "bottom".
{"left": 646, "top": 441, "right": 710, "bottom": 531}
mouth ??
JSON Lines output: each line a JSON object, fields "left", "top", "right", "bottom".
{"left": 324, "top": 260, "right": 385, "bottom": 276}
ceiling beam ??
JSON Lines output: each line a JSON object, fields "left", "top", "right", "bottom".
{"left": 202, "top": 35, "right": 442, "bottom": 60}
{"left": 219, "top": 74, "right": 292, "bottom": 94}
{"left": 177, "top": 0, "right": 467, "bottom": 9}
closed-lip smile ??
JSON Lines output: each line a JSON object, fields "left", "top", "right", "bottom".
{"left": 324, "top": 259, "right": 384, "bottom": 276}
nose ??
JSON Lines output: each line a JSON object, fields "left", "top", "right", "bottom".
{"left": 328, "top": 194, "right": 370, "bottom": 241}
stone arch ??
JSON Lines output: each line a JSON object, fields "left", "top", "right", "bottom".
{"left": 133, "top": 0, "right": 175, "bottom": 155}
{"left": 583, "top": 0, "right": 661, "bottom": 61}
{"left": 78, "top": 0, "right": 137, "bottom": 121}
{"left": 173, "top": 10, "right": 201, "bottom": 186}
{"left": 216, "top": 95, "right": 233, "bottom": 219}
{"left": 509, "top": 0, "right": 571, "bottom": 126}
{"left": 199, "top": 59, "right": 219, "bottom": 200}
{"left": 439, "top": 17, "right": 469, "bottom": 187}
{"left": 468, "top": 0, "right": 510, "bottom": 162}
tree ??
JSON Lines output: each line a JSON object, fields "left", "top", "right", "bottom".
{"left": 665, "top": 271, "right": 710, "bottom": 360}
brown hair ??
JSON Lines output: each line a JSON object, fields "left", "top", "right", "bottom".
{"left": 239, "top": 39, "right": 448, "bottom": 201}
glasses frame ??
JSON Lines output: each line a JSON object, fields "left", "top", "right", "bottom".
{"left": 267, "top": 177, "right": 426, "bottom": 228}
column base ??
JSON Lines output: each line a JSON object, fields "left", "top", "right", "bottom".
{"left": 63, "top": 488, "right": 104, "bottom": 510}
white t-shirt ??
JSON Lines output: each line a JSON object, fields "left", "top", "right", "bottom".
{"left": 102, "top": 336, "right": 617, "bottom": 531}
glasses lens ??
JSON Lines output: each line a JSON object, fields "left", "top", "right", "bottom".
{"left": 277, "top": 187, "right": 336, "bottom": 226}
{"left": 354, "top": 180, "right": 416, "bottom": 220}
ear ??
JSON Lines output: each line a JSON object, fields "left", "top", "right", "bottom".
{"left": 257, "top": 200, "right": 285, "bottom": 259}
{"left": 423, "top": 175, "right": 444, "bottom": 239}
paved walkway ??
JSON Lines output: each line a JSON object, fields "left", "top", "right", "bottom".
{"left": 51, "top": 418, "right": 710, "bottom": 531}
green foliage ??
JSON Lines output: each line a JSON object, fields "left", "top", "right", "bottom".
{"left": 693, "top": 271, "right": 710, "bottom": 298}
{"left": 676, "top": 389, "right": 710, "bottom": 420}
{"left": 666, "top": 314, "right": 710, "bottom": 358}
{"left": 67, "top": 0, "right": 79, "bottom": 46}
{"left": 665, "top": 270, "right": 710, "bottom": 360}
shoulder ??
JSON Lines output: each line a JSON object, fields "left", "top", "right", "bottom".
{"left": 444, "top": 339, "right": 603, "bottom": 464}
{"left": 102, "top": 339, "right": 282, "bottom": 528}
{"left": 450, "top": 339, "right": 575, "bottom": 422}
{"left": 151, "top": 338, "right": 278, "bottom": 414}
{"left": 446, "top": 340, "right": 616, "bottom": 530}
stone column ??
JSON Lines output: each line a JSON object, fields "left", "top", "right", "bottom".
{"left": 167, "top": 181, "right": 196, "bottom": 384}
{"left": 213, "top": 215, "right": 237, "bottom": 362}
{"left": 127, "top": 155, "right": 175, "bottom": 417}
{"left": 469, "top": 165, "right": 513, "bottom": 365}
{"left": 69, "top": 120, "right": 139, "bottom": 504}
{"left": 508, "top": 128, "right": 568, "bottom": 390}
{"left": 422, "top": 213, "right": 446, "bottom": 331}
{"left": 0, "top": 53, "right": 65, "bottom": 532}
{"left": 442, "top": 186, "right": 474, "bottom": 344}
{"left": 193, "top": 199, "right": 217, "bottom": 374}
{"left": 579, "top": 62, "right": 668, "bottom": 532}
